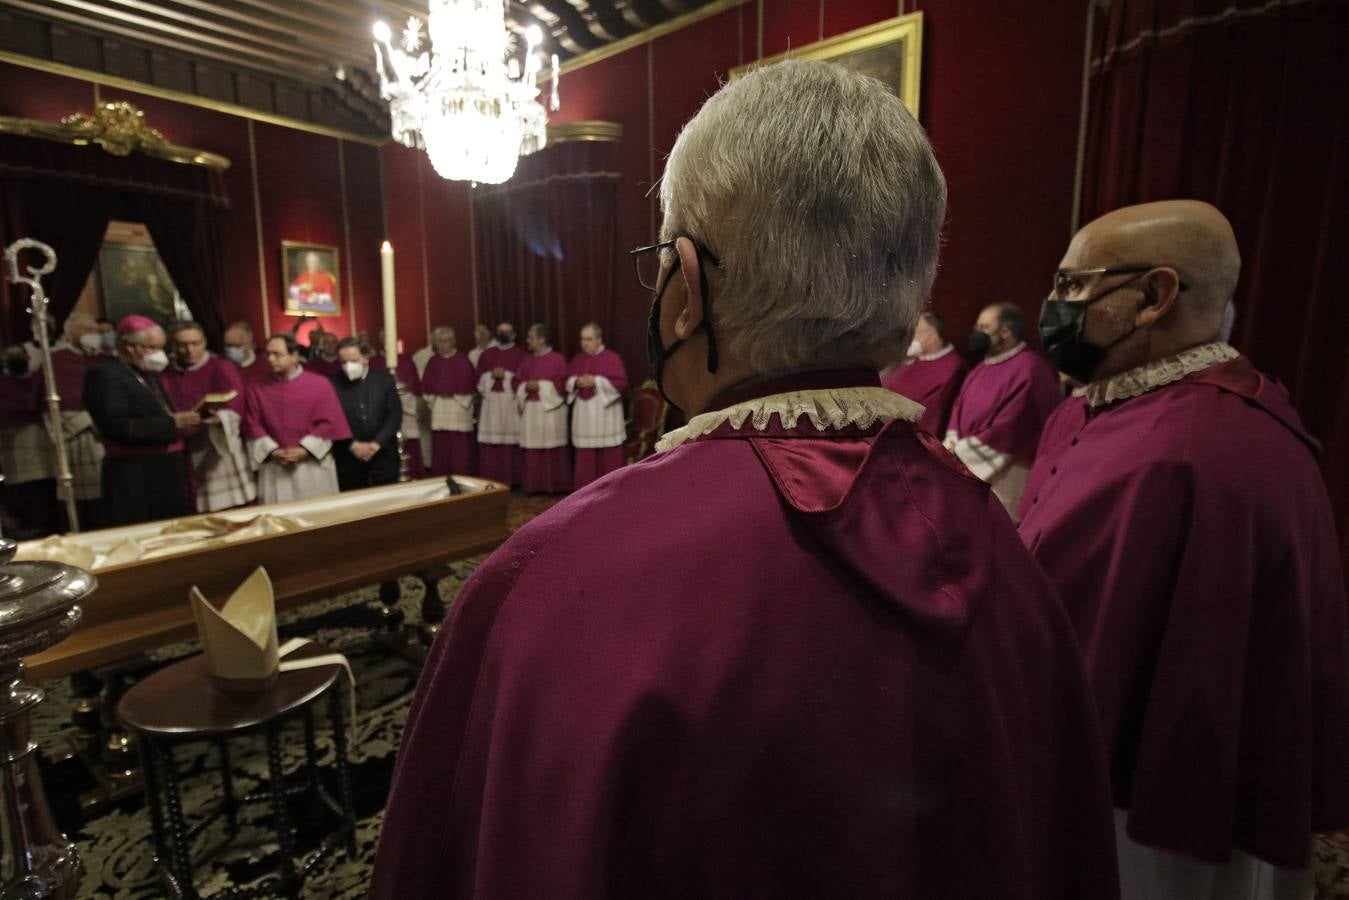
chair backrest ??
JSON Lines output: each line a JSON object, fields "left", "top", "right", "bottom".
{"left": 625, "top": 379, "right": 668, "bottom": 463}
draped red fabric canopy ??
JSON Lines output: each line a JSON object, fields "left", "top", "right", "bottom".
{"left": 1080, "top": 0, "right": 1349, "bottom": 571}
{"left": 0, "top": 131, "right": 230, "bottom": 348}
{"left": 471, "top": 140, "right": 619, "bottom": 359}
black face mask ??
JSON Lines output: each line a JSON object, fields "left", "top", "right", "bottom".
{"left": 646, "top": 251, "right": 717, "bottom": 411}
{"left": 1038, "top": 275, "right": 1143, "bottom": 384}
{"left": 3, "top": 356, "right": 28, "bottom": 377}
{"left": 496, "top": 331, "right": 513, "bottom": 345}
{"left": 967, "top": 330, "right": 992, "bottom": 358}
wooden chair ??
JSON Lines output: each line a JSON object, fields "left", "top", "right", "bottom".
{"left": 624, "top": 379, "right": 668, "bottom": 464}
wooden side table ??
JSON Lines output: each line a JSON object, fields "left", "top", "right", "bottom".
{"left": 117, "top": 642, "right": 356, "bottom": 899}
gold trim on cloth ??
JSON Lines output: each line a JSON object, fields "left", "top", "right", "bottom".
{"left": 0, "top": 101, "right": 231, "bottom": 170}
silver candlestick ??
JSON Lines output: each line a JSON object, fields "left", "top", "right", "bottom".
{"left": 0, "top": 538, "right": 93, "bottom": 898}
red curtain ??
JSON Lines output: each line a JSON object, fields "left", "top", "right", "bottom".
{"left": 472, "top": 140, "right": 619, "bottom": 358}
{"left": 0, "top": 133, "right": 230, "bottom": 347}
{"left": 1080, "top": 0, "right": 1349, "bottom": 567}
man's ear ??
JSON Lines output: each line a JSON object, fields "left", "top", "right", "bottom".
{"left": 673, "top": 237, "right": 705, "bottom": 340}
{"left": 1136, "top": 267, "right": 1181, "bottom": 327}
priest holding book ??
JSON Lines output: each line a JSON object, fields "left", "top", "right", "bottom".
{"left": 164, "top": 321, "right": 254, "bottom": 512}
{"left": 243, "top": 334, "right": 350, "bottom": 503}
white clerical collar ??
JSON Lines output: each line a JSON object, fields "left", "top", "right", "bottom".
{"left": 285, "top": 366, "right": 304, "bottom": 381}
{"left": 917, "top": 344, "right": 954, "bottom": 363}
{"left": 436, "top": 350, "right": 456, "bottom": 358}
{"left": 1085, "top": 341, "right": 1239, "bottom": 408}
{"left": 656, "top": 386, "right": 923, "bottom": 453}
{"left": 237, "top": 350, "right": 256, "bottom": 366}
{"left": 185, "top": 353, "right": 212, "bottom": 373}
{"left": 983, "top": 342, "right": 1026, "bottom": 366}
{"left": 588, "top": 345, "right": 605, "bottom": 357}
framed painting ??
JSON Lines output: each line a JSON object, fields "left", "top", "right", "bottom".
{"left": 729, "top": 13, "right": 923, "bottom": 118}
{"left": 281, "top": 241, "right": 341, "bottom": 317}
{"left": 98, "top": 241, "right": 187, "bottom": 324}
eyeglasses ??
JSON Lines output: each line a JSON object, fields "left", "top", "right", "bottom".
{"left": 629, "top": 239, "right": 721, "bottom": 292}
{"left": 1051, "top": 264, "right": 1189, "bottom": 301}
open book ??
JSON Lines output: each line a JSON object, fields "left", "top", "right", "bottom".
{"left": 193, "top": 390, "right": 238, "bottom": 413}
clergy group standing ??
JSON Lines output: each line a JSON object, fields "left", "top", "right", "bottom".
{"left": 421, "top": 326, "right": 477, "bottom": 478}
{"left": 515, "top": 324, "right": 570, "bottom": 494}
{"left": 373, "top": 59, "right": 1118, "bottom": 899}
{"left": 1019, "top": 200, "right": 1349, "bottom": 899}
{"left": 943, "top": 302, "right": 1062, "bottom": 519}
{"left": 567, "top": 321, "right": 628, "bottom": 489}
{"left": 881, "top": 311, "right": 967, "bottom": 436}
{"left": 243, "top": 334, "right": 350, "bottom": 504}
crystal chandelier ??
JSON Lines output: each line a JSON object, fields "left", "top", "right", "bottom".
{"left": 372, "top": 1, "right": 559, "bottom": 185}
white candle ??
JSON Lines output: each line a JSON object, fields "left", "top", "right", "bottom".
{"left": 380, "top": 241, "right": 398, "bottom": 367}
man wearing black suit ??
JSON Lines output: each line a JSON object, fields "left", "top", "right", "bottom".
{"left": 84, "top": 315, "right": 198, "bottom": 526}
{"left": 328, "top": 337, "right": 402, "bottom": 491}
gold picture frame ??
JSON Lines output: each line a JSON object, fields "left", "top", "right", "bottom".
{"left": 280, "top": 241, "right": 341, "bottom": 318}
{"left": 729, "top": 13, "right": 923, "bottom": 118}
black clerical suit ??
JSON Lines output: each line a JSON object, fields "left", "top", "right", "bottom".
{"left": 329, "top": 366, "right": 402, "bottom": 491}
{"left": 84, "top": 356, "right": 190, "bottom": 526}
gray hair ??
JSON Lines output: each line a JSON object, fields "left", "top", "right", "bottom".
{"left": 432, "top": 326, "right": 456, "bottom": 340}
{"left": 580, "top": 321, "right": 603, "bottom": 339}
{"left": 63, "top": 312, "right": 98, "bottom": 338}
{"left": 225, "top": 320, "right": 254, "bottom": 339}
{"left": 660, "top": 60, "right": 947, "bottom": 372}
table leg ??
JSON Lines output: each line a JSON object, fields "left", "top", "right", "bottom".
{"left": 264, "top": 722, "right": 299, "bottom": 889}
{"left": 216, "top": 738, "right": 238, "bottom": 838}
{"left": 419, "top": 569, "right": 446, "bottom": 639}
{"left": 148, "top": 738, "right": 196, "bottom": 900}
{"left": 329, "top": 689, "right": 357, "bottom": 856}
{"left": 303, "top": 707, "right": 320, "bottom": 794}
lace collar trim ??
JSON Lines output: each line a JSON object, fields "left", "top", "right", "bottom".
{"left": 1085, "top": 341, "right": 1239, "bottom": 408}
{"left": 984, "top": 342, "right": 1027, "bottom": 366}
{"left": 917, "top": 344, "right": 955, "bottom": 363}
{"left": 656, "top": 386, "right": 923, "bottom": 453}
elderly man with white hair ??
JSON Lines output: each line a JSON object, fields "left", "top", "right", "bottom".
{"left": 373, "top": 60, "right": 1118, "bottom": 899}
{"left": 84, "top": 315, "right": 199, "bottom": 526}
{"left": 49, "top": 312, "right": 106, "bottom": 526}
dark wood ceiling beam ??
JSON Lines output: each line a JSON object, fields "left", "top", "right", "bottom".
{"left": 626, "top": 0, "right": 674, "bottom": 29}
{"left": 534, "top": 0, "right": 605, "bottom": 51}
{"left": 153, "top": 0, "right": 375, "bottom": 63}
{"left": 584, "top": 0, "right": 640, "bottom": 41}
{"left": 57, "top": 0, "right": 341, "bottom": 66}
{"left": 0, "top": 0, "right": 332, "bottom": 82}
{"left": 12, "top": 0, "right": 335, "bottom": 77}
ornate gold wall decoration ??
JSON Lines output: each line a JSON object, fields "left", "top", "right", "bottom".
{"left": 0, "top": 102, "right": 231, "bottom": 171}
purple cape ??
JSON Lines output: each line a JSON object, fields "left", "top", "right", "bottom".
{"left": 516, "top": 350, "right": 567, "bottom": 399}
{"left": 164, "top": 355, "right": 244, "bottom": 416}
{"left": 51, "top": 347, "right": 97, "bottom": 410}
{"left": 567, "top": 347, "right": 629, "bottom": 401}
{"left": 947, "top": 347, "right": 1062, "bottom": 461}
{"left": 242, "top": 369, "right": 351, "bottom": 446}
{"left": 1018, "top": 356, "right": 1349, "bottom": 867}
{"left": 421, "top": 352, "right": 476, "bottom": 396}
{"left": 882, "top": 349, "right": 969, "bottom": 436}
{"left": 371, "top": 370, "right": 1119, "bottom": 899}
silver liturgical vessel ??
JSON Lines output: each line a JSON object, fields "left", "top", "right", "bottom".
{"left": 0, "top": 538, "right": 92, "bottom": 898}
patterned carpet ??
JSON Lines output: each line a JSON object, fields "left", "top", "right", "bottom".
{"left": 25, "top": 492, "right": 1349, "bottom": 898}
